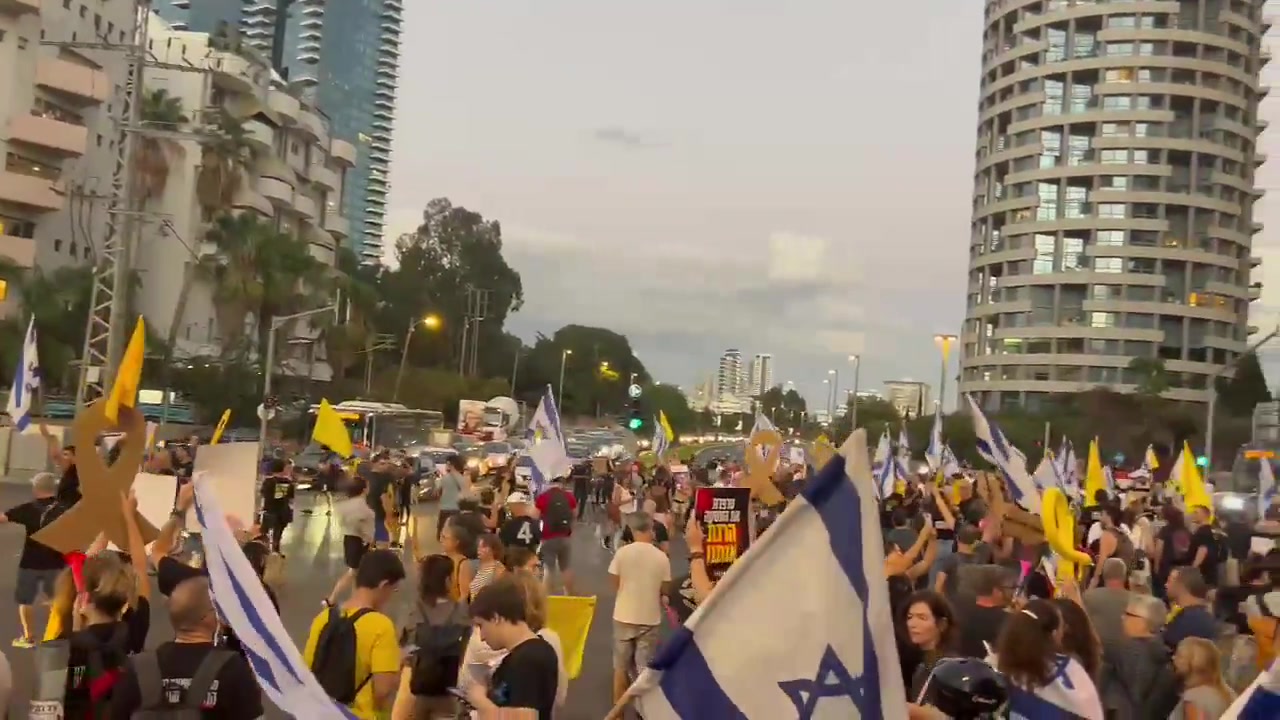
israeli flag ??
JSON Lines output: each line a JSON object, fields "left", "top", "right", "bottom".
{"left": 1060, "top": 441, "right": 1080, "bottom": 499}
{"left": 1032, "top": 454, "right": 1063, "bottom": 492}
{"left": 1223, "top": 657, "right": 1280, "bottom": 719}
{"left": 965, "top": 394, "right": 1041, "bottom": 514}
{"left": 926, "top": 412, "right": 943, "bottom": 471}
{"left": 1006, "top": 653, "right": 1104, "bottom": 719}
{"left": 5, "top": 317, "right": 40, "bottom": 431}
{"left": 872, "top": 431, "right": 893, "bottom": 498}
{"left": 1259, "top": 458, "right": 1276, "bottom": 519}
{"left": 651, "top": 416, "right": 669, "bottom": 460}
{"left": 192, "top": 474, "right": 357, "bottom": 719}
{"left": 940, "top": 444, "right": 961, "bottom": 478}
{"left": 896, "top": 426, "right": 911, "bottom": 464}
{"left": 526, "top": 384, "right": 570, "bottom": 497}
{"left": 628, "top": 430, "right": 907, "bottom": 719}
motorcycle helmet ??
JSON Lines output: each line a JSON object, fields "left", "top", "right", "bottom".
{"left": 925, "top": 658, "right": 1008, "bottom": 720}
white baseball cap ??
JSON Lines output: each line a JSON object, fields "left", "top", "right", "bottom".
{"left": 505, "top": 492, "right": 530, "bottom": 505}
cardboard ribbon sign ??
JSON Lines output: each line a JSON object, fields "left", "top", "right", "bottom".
{"left": 742, "top": 430, "right": 785, "bottom": 506}
{"left": 32, "top": 403, "right": 161, "bottom": 554}
{"left": 811, "top": 435, "right": 836, "bottom": 469}
{"left": 974, "top": 471, "right": 1045, "bottom": 546}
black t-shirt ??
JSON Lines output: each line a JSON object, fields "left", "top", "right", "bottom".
{"left": 260, "top": 476, "right": 295, "bottom": 516}
{"left": 64, "top": 605, "right": 150, "bottom": 716}
{"left": 59, "top": 464, "right": 82, "bottom": 506}
{"left": 499, "top": 516, "right": 542, "bottom": 551}
{"left": 108, "top": 642, "right": 264, "bottom": 719}
{"left": 363, "top": 469, "right": 392, "bottom": 513}
{"left": 6, "top": 497, "right": 69, "bottom": 570}
{"left": 1189, "top": 525, "right": 1221, "bottom": 584}
{"left": 1158, "top": 523, "right": 1194, "bottom": 573}
{"left": 957, "top": 603, "right": 1008, "bottom": 659}
{"left": 487, "top": 635, "right": 558, "bottom": 719}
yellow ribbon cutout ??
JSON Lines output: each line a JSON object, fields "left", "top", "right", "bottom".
{"left": 742, "top": 429, "right": 786, "bottom": 506}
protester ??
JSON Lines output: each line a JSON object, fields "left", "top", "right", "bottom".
{"left": 535, "top": 475, "right": 578, "bottom": 594}
{"left": 498, "top": 492, "right": 541, "bottom": 553}
{"left": 108, "top": 577, "right": 262, "bottom": 717}
{"left": 38, "top": 422, "right": 80, "bottom": 506}
{"left": 608, "top": 512, "right": 671, "bottom": 703}
{"left": 470, "top": 534, "right": 505, "bottom": 601}
{"left": 0, "top": 471, "right": 69, "bottom": 647}
{"left": 956, "top": 565, "right": 1015, "bottom": 659}
{"left": 464, "top": 576, "right": 560, "bottom": 718}
{"left": 900, "top": 590, "right": 958, "bottom": 702}
{"left": 1082, "top": 557, "right": 1131, "bottom": 646}
{"left": 437, "top": 455, "right": 468, "bottom": 541}
{"left": 305, "top": 549, "right": 405, "bottom": 719}
{"left": 62, "top": 549, "right": 149, "bottom": 716}
{"left": 439, "top": 520, "right": 476, "bottom": 603}
{"left": 1098, "top": 593, "right": 1180, "bottom": 719}
{"left": 1052, "top": 597, "right": 1102, "bottom": 679}
{"left": 258, "top": 458, "right": 296, "bottom": 552}
{"left": 932, "top": 524, "right": 990, "bottom": 600}
{"left": 326, "top": 475, "right": 375, "bottom": 608}
{"left": 1171, "top": 637, "right": 1235, "bottom": 719}
{"left": 1164, "top": 566, "right": 1219, "bottom": 649}
{"left": 1186, "top": 505, "right": 1222, "bottom": 585}
{"left": 394, "top": 554, "right": 470, "bottom": 719}
{"left": 994, "top": 598, "right": 1104, "bottom": 719}
{"left": 1088, "top": 506, "right": 1136, "bottom": 589}
{"left": 1154, "top": 505, "right": 1194, "bottom": 598}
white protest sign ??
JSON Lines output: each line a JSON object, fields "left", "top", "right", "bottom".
{"left": 187, "top": 442, "right": 260, "bottom": 531}
{"left": 109, "top": 472, "right": 178, "bottom": 552}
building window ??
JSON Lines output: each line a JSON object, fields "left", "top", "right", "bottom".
{"left": 1101, "top": 122, "right": 1126, "bottom": 137}
{"left": 1103, "top": 96, "right": 1133, "bottom": 110}
{"left": 1092, "top": 284, "right": 1120, "bottom": 300}
{"left": 1090, "top": 312, "right": 1118, "bottom": 328}
{"left": 1101, "top": 149, "right": 1127, "bottom": 164}
{"left": 1063, "top": 237, "right": 1084, "bottom": 269}
{"left": 1033, "top": 234, "right": 1055, "bottom": 274}
{"left": 1098, "top": 203, "right": 1126, "bottom": 218}
{"left": 1094, "top": 257, "right": 1123, "bottom": 273}
{"left": 1097, "top": 230, "right": 1125, "bottom": 246}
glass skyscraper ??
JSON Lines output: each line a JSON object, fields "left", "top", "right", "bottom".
{"left": 156, "top": 0, "right": 402, "bottom": 262}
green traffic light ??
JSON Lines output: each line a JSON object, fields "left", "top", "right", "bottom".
{"left": 1195, "top": 455, "right": 1208, "bottom": 468}
{"left": 628, "top": 417, "right": 643, "bottom": 430}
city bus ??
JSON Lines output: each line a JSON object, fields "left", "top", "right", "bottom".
{"left": 306, "top": 400, "right": 446, "bottom": 450}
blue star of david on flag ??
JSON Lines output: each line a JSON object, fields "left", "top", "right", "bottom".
{"left": 624, "top": 429, "right": 907, "bottom": 719}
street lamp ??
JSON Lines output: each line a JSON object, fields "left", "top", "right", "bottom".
{"left": 933, "top": 334, "right": 958, "bottom": 422}
{"left": 827, "top": 368, "right": 839, "bottom": 420}
{"left": 393, "top": 314, "right": 442, "bottom": 402}
{"left": 257, "top": 304, "right": 337, "bottom": 489}
{"left": 557, "top": 349, "right": 572, "bottom": 408}
{"left": 823, "top": 377, "right": 832, "bottom": 422}
{"left": 1205, "top": 324, "right": 1280, "bottom": 469}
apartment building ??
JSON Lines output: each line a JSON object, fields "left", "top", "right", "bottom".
{"left": 884, "top": 381, "right": 932, "bottom": 420}
{"left": 748, "top": 352, "right": 774, "bottom": 397}
{"left": 961, "top": 0, "right": 1269, "bottom": 411}
{"left": 136, "top": 15, "right": 356, "bottom": 360}
{"left": 0, "top": 0, "right": 136, "bottom": 315}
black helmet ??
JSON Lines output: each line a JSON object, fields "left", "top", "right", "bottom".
{"left": 926, "top": 658, "right": 1007, "bottom": 719}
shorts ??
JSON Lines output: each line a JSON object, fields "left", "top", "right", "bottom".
{"left": 15, "top": 568, "right": 60, "bottom": 605}
{"left": 540, "top": 536, "right": 572, "bottom": 573}
{"left": 343, "top": 535, "right": 369, "bottom": 570}
{"left": 612, "top": 621, "right": 660, "bottom": 672}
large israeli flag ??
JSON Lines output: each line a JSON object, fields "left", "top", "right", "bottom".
{"left": 5, "top": 316, "right": 40, "bottom": 431}
{"left": 872, "top": 431, "right": 893, "bottom": 498}
{"left": 628, "top": 429, "right": 906, "bottom": 719}
{"left": 526, "top": 384, "right": 571, "bottom": 496}
{"left": 192, "top": 474, "right": 357, "bottom": 719}
{"left": 1032, "top": 453, "right": 1063, "bottom": 492}
{"left": 966, "top": 394, "right": 1041, "bottom": 514}
{"left": 926, "top": 412, "right": 943, "bottom": 471}
{"left": 1223, "top": 657, "right": 1280, "bottom": 718}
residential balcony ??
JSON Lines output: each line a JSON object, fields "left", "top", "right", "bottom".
{"left": 0, "top": 171, "right": 63, "bottom": 211}
{"left": 8, "top": 113, "right": 88, "bottom": 157}
{"left": 229, "top": 186, "right": 273, "bottom": 217}
{"left": 257, "top": 176, "right": 293, "bottom": 206}
{"left": 36, "top": 58, "right": 110, "bottom": 105}
{"left": 1250, "top": 283, "right": 1263, "bottom": 302}
{"left": 0, "top": 230, "right": 36, "bottom": 267}
{"left": 267, "top": 88, "right": 299, "bottom": 124}
{"left": 0, "top": 0, "right": 39, "bottom": 15}
{"left": 293, "top": 194, "right": 318, "bottom": 221}
{"left": 307, "top": 226, "right": 336, "bottom": 265}
{"left": 208, "top": 50, "right": 260, "bottom": 96}
{"left": 297, "top": 108, "right": 327, "bottom": 142}
{"left": 330, "top": 138, "right": 356, "bottom": 166}
{"left": 243, "top": 118, "right": 275, "bottom": 150}
{"left": 309, "top": 164, "right": 338, "bottom": 191}
{"left": 323, "top": 213, "right": 349, "bottom": 239}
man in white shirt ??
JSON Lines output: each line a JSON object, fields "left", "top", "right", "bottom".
{"left": 608, "top": 511, "right": 671, "bottom": 703}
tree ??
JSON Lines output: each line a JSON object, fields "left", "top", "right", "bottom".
{"left": 1217, "top": 351, "right": 1271, "bottom": 416}
{"left": 322, "top": 247, "right": 379, "bottom": 383}
{"left": 195, "top": 109, "right": 256, "bottom": 216}
{"left": 1127, "top": 356, "right": 1170, "bottom": 397}
{"left": 0, "top": 259, "right": 94, "bottom": 391}
{"left": 134, "top": 89, "right": 188, "bottom": 202}
{"left": 639, "top": 383, "right": 694, "bottom": 435}
{"left": 375, "top": 198, "right": 523, "bottom": 375}
{"left": 517, "top": 325, "right": 648, "bottom": 418}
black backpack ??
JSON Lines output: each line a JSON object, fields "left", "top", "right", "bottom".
{"left": 310, "top": 607, "right": 373, "bottom": 705}
{"left": 409, "top": 601, "right": 472, "bottom": 696}
{"left": 129, "top": 649, "right": 234, "bottom": 719}
{"left": 543, "top": 488, "right": 573, "bottom": 534}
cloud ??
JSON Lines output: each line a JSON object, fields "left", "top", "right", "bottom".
{"left": 591, "top": 126, "right": 664, "bottom": 149}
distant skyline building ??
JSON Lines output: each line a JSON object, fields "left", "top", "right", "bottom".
{"left": 717, "top": 349, "right": 744, "bottom": 399}
{"left": 884, "top": 381, "right": 932, "bottom": 420}
{"left": 748, "top": 353, "right": 774, "bottom": 396}
{"left": 156, "top": 0, "right": 402, "bottom": 263}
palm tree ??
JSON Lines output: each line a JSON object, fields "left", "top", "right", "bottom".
{"left": 0, "top": 259, "right": 94, "bottom": 390}
{"left": 196, "top": 110, "right": 256, "bottom": 216}
{"left": 134, "top": 89, "right": 188, "bottom": 202}
{"left": 197, "top": 212, "right": 325, "bottom": 360}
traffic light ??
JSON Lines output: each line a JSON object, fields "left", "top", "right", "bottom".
{"left": 628, "top": 411, "right": 644, "bottom": 431}
{"left": 1195, "top": 455, "right": 1208, "bottom": 468}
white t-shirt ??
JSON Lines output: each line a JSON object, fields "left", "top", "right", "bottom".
{"left": 335, "top": 496, "right": 375, "bottom": 542}
{"left": 609, "top": 541, "right": 671, "bottom": 626}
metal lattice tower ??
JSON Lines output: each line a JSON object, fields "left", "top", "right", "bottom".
{"left": 55, "top": 0, "right": 218, "bottom": 409}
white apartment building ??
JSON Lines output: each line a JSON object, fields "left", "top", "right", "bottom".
{"left": 717, "top": 348, "right": 743, "bottom": 399}
{"left": 0, "top": 0, "right": 136, "bottom": 315}
{"left": 137, "top": 16, "right": 356, "bottom": 366}
{"left": 748, "top": 352, "right": 773, "bottom": 397}
{"left": 884, "top": 380, "right": 932, "bottom": 420}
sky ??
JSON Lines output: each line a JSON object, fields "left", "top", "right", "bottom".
{"left": 384, "top": 0, "right": 1280, "bottom": 411}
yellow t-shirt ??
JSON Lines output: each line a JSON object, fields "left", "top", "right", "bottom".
{"left": 303, "top": 606, "right": 400, "bottom": 720}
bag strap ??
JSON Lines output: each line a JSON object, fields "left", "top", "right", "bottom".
{"left": 184, "top": 651, "right": 234, "bottom": 709}
{"left": 131, "top": 652, "right": 165, "bottom": 710}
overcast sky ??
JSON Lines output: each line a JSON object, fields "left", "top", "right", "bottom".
{"left": 384, "top": 1, "right": 1280, "bottom": 410}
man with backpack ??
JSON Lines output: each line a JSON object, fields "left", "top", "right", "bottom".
{"left": 109, "top": 577, "right": 262, "bottom": 718}
{"left": 304, "top": 549, "right": 405, "bottom": 719}
{"left": 535, "top": 475, "right": 578, "bottom": 594}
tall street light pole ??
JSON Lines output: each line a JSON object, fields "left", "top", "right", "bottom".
{"left": 258, "top": 304, "right": 337, "bottom": 461}
{"left": 394, "top": 314, "right": 442, "bottom": 402}
{"left": 823, "top": 377, "right": 832, "bottom": 423}
{"left": 1205, "top": 324, "right": 1280, "bottom": 469}
{"left": 557, "top": 349, "right": 572, "bottom": 409}
{"left": 827, "top": 368, "right": 839, "bottom": 420}
{"left": 848, "top": 354, "right": 861, "bottom": 430}
{"left": 933, "top": 334, "right": 957, "bottom": 425}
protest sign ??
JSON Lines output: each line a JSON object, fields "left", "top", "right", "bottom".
{"left": 187, "top": 441, "right": 260, "bottom": 530}
{"left": 694, "top": 486, "right": 751, "bottom": 580}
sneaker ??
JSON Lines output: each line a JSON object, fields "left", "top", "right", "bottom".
{"left": 11, "top": 636, "right": 33, "bottom": 649}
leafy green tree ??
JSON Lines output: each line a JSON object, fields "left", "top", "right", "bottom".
{"left": 1127, "top": 356, "right": 1170, "bottom": 397}
{"left": 517, "top": 325, "right": 648, "bottom": 418}
{"left": 0, "top": 260, "right": 94, "bottom": 391}
{"left": 1217, "top": 351, "right": 1271, "bottom": 416}
{"left": 639, "top": 383, "right": 694, "bottom": 435}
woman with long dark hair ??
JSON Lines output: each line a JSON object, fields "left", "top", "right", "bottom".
{"left": 899, "top": 590, "right": 958, "bottom": 701}
{"left": 995, "top": 598, "right": 1104, "bottom": 720}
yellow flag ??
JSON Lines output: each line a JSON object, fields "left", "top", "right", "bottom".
{"left": 210, "top": 409, "right": 231, "bottom": 444}
{"left": 545, "top": 595, "right": 597, "bottom": 680}
{"left": 1084, "top": 438, "right": 1107, "bottom": 504}
{"left": 1145, "top": 445, "right": 1160, "bottom": 470}
{"left": 104, "top": 317, "right": 145, "bottom": 424}
{"left": 312, "top": 398, "right": 353, "bottom": 458}
{"left": 1179, "top": 441, "right": 1213, "bottom": 518}
{"left": 658, "top": 410, "right": 674, "bottom": 443}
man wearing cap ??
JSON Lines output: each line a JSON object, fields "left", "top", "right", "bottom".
{"left": 499, "top": 491, "right": 541, "bottom": 553}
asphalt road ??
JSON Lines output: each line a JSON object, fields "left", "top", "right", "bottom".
{"left": 0, "top": 483, "right": 690, "bottom": 718}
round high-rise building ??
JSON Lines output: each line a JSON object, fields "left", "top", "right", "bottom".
{"left": 961, "top": 0, "right": 1269, "bottom": 412}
